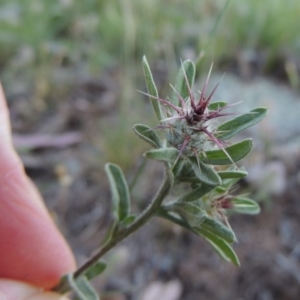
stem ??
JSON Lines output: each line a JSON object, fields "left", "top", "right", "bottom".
{"left": 54, "top": 166, "right": 173, "bottom": 293}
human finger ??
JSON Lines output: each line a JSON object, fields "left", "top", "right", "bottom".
{"left": 0, "top": 83, "right": 76, "bottom": 289}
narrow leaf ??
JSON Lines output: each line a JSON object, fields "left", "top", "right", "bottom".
{"left": 196, "top": 227, "right": 240, "bottom": 266}
{"left": 142, "top": 56, "right": 163, "bottom": 121}
{"left": 120, "top": 214, "right": 136, "bottom": 226}
{"left": 105, "top": 163, "right": 130, "bottom": 221}
{"left": 171, "top": 60, "right": 196, "bottom": 105}
{"left": 231, "top": 197, "right": 260, "bottom": 215}
{"left": 180, "top": 172, "right": 243, "bottom": 183}
{"left": 208, "top": 101, "right": 227, "bottom": 110}
{"left": 216, "top": 108, "right": 268, "bottom": 140}
{"left": 54, "top": 275, "right": 69, "bottom": 294}
{"left": 189, "top": 158, "right": 221, "bottom": 186}
{"left": 221, "top": 178, "right": 240, "bottom": 189}
{"left": 101, "top": 221, "right": 118, "bottom": 245}
{"left": 218, "top": 169, "right": 248, "bottom": 179}
{"left": 172, "top": 159, "right": 185, "bottom": 179}
{"left": 200, "top": 217, "right": 236, "bottom": 243}
{"left": 84, "top": 261, "right": 107, "bottom": 280}
{"left": 133, "top": 124, "right": 161, "bottom": 148}
{"left": 158, "top": 210, "right": 239, "bottom": 266}
{"left": 144, "top": 148, "right": 179, "bottom": 163}
{"left": 213, "top": 186, "right": 228, "bottom": 194}
{"left": 201, "top": 139, "right": 253, "bottom": 165}
{"left": 171, "top": 201, "right": 207, "bottom": 227}
{"left": 175, "top": 160, "right": 194, "bottom": 178}
{"left": 178, "top": 185, "right": 215, "bottom": 202}
{"left": 179, "top": 176, "right": 203, "bottom": 183}
{"left": 68, "top": 275, "right": 99, "bottom": 300}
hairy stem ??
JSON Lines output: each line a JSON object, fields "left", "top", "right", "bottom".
{"left": 54, "top": 166, "right": 173, "bottom": 293}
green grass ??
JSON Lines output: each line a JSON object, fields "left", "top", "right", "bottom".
{"left": 1, "top": 0, "right": 299, "bottom": 168}
{"left": 2, "top": 0, "right": 299, "bottom": 78}
{"left": 0, "top": 0, "right": 300, "bottom": 92}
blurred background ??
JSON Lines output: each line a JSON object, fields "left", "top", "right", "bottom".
{"left": 1, "top": 0, "right": 300, "bottom": 299}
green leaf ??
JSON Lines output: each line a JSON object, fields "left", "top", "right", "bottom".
{"left": 105, "top": 163, "right": 130, "bottom": 221}
{"left": 179, "top": 177, "right": 203, "bottom": 183}
{"left": 200, "top": 217, "right": 236, "bottom": 243}
{"left": 212, "top": 186, "right": 228, "bottom": 194}
{"left": 84, "top": 261, "right": 107, "bottom": 280}
{"left": 54, "top": 275, "right": 69, "bottom": 294}
{"left": 231, "top": 197, "right": 260, "bottom": 215}
{"left": 171, "top": 201, "right": 207, "bottom": 227}
{"left": 158, "top": 211, "right": 239, "bottom": 266}
{"left": 120, "top": 214, "right": 136, "bottom": 226}
{"left": 196, "top": 227, "right": 240, "bottom": 266}
{"left": 144, "top": 148, "right": 179, "bottom": 163}
{"left": 101, "top": 221, "right": 118, "bottom": 246}
{"left": 172, "top": 159, "right": 185, "bottom": 178}
{"left": 218, "top": 169, "right": 248, "bottom": 179}
{"left": 178, "top": 184, "right": 215, "bottom": 202}
{"left": 133, "top": 124, "right": 161, "bottom": 148}
{"left": 170, "top": 60, "right": 196, "bottom": 106}
{"left": 216, "top": 108, "right": 268, "bottom": 140}
{"left": 176, "top": 160, "right": 200, "bottom": 183}
{"left": 201, "top": 139, "right": 253, "bottom": 165}
{"left": 189, "top": 158, "right": 221, "bottom": 186}
{"left": 175, "top": 159, "right": 194, "bottom": 178}
{"left": 208, "top": 101, "right": 227, "bottom": 110}
{"left": 180, "top": 170, "right": 245, "bottom": 183}
{"left": 142, "top": 56, "right": 163, "bottom": 121}
{"left": 68, "top": 275, "right": 99, "bottom": 300}
{"left": 221, "top": 178, "right": 240, "bottom": 189}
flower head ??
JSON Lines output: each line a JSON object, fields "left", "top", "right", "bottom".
{"left": 141, "top": 64, "right": 232, "bottom": 159}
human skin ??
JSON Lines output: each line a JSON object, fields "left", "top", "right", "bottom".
{"left": 0, "top": 83, "right": 76, "bottom": 299}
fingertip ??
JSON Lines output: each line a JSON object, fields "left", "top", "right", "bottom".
{"left": 0, "top": 80, "right": 76, "bottom": 289}
{"left": 0, "top": 153, "right": 76, "bottom": 289}
{"left": 0, "top": 279, "right": 70, "bottom": 300}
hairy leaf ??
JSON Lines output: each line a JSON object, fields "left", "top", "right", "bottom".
{"left": 133, "top": 124, "right": 161, "bottom": 148}
{"left": 144, "top": 148, "right": 179, "bottom": 163}
{"left": 201, "top": 139, "right": 253, "bottom": 165}
{"left": 212, "top": 186, "right": 228, "bottom": 194}
{"left": 105, "top": 163, "right": 130, "bottom": 221}
{"left": 196, "top": 227, "right": 240, "bottom": 266}
{"left": 200, "top": 217, "right": 236, "bottom": 243}
{"left": 231, "top": 197, "right": 260, "bottom": 214}
{"left": 208, "top": 101, "right": 227, "bottom": 110}
{"left": 120, "top": 214, "right": 136, "bottom": 226}
{"left": 158, "top": 210, "right": 239, "bottom": 265}
{"left": 189, "top": 158, "right": 221, "bottom": 186}
{"left": 84, "top": 261, "right": 107, "bottom": 280}
{"left": 218, "top": 169, "right": 248, "bottom": 179}
{"left": 68, "top": 275, "right": 99, "bottom": 300}
{"left": 216, "top": 108, "right": 268, "bottom": 140}
{"left": 175, "top": 159, "right": 195, "bottom": 178}
{"left": 171, "top": 60, "right": 196, "bottom": 105}
{"left": 171, "top": 201, "right": 207, "bottom": 227}
{"left": 172, "top": 159, "right": 185, "bottom": 179}
{"left": 221, "top": 178, "right": 241, "bottom": 189}
{"left": 178, "top": 185, "right": 215, "bottom": 202}
{"left": 142, "top": 56, "right": 163, "bottom": 121}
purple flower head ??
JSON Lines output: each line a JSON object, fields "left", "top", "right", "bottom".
{"left": 141, "top": 64, "right": 233, "bottom": 161}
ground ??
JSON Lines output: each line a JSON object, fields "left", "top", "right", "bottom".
{"left": 8, "top": 68, "right": 300, "bottom": 300}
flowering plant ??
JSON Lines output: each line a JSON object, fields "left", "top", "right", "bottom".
{"left": 54, "top": 57, "right": 267, "bottom": 299}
